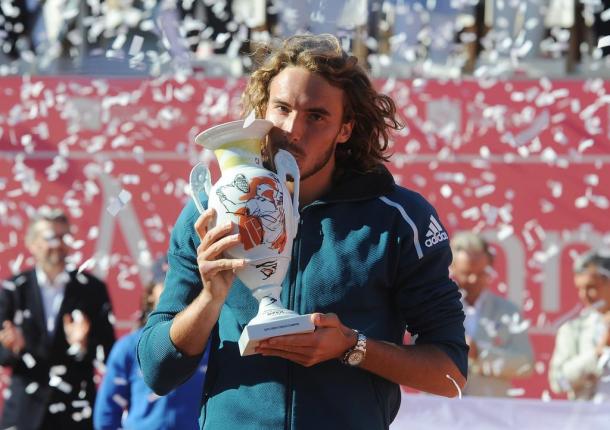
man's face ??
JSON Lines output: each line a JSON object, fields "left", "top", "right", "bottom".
{"left": 450, "top": 250, "right": 492, "bottom": 303}
{"left": 264, "top": 66, "right": 353, "bottom": 183}
{"left": 574, "top": 265, "right": 610, "bottom": 309}
{"left": 27, "top": 220, "right": 70, "bottom": 270}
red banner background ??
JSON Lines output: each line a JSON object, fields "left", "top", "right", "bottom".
{"left": 1, "top": 76, "right": 609, "bottom": 399}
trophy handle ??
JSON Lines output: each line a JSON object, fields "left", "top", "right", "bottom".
{"left": 274, "top": 150, "right": 300, "bottom": 239}
{"left": 189, "top": 163, "right": 212, "bottom": 215}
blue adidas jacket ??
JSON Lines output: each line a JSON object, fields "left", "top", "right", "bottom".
{"left": 138, "top": 165, "right": 467, "bottom": 430}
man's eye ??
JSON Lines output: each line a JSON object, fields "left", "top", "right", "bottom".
{"left": 276, "top": 105, "right": 289, "bottom": 113}
{"left": 309, "top": 114, "right": 323, "bottom": 121}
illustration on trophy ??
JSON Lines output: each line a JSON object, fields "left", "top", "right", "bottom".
{"left": 189, "top": 118, "right": 314, "bottom": 356}
{"left": 217, "top": 174, "right": 287, "bottom": 253}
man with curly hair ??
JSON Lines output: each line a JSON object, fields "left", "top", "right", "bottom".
{"left": 138, "top": 34, "right": 468, "bottom": 429}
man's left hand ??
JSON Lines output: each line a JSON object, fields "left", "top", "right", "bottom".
{"left": 256, "top": 313, "right": 357, "bottom": 367}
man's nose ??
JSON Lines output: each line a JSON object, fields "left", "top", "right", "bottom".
{"left": 281, "top": 114, "right": 304, "bottom": 143}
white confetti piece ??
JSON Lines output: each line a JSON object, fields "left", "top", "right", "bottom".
{"left": 72, "top": 400, "right": 90, "bottom": 408}
{"left": 22, "top": 353, "right": 36, "bottom": 369}
{"left": 578, "top": 138, "right": 594, "bottom": 153}
{"left": 507, "top": 387, "right": 525, "bottom": 397}
{"left": 497, "top": 225, "right": 514, "bottom": 241}
{"left": 584, "top": 174, "right": 599, "bottom": 186}
{"left": 440, "top": 184, "right": 452, "bottom": 198}
{"left": 128, "top": 35, "right": 144, "bottom": 56}
{"left": 107, "top": 189, "right": 132, "bottom": 216}
{"left": 49, "top": 375, "right": 72, "bottom": 394}
{"left": 25, "top": 382, "right": 39, "bottom": 394}
{"left": 575, "top": 195, "right": 589, "bottom": 208}
{"left": 48, "top": 403, "right": 66, "bottom": 414}
{"left": 77, "top": 258, "right": 96, "bottom": 274}
{"left": 597, "top": 35, "right": 610, "bottom": 49}
{"left": 112, "top": 394, "right": 129, "bottom": 408}
{"left": 113, "top": 377, "right": 128, "bottom": 386}
{"left": 50, "top": 365, "right": 67, "bottom": 376}
{"left": 474, "top": 184, "right": 495, "bottom": 198}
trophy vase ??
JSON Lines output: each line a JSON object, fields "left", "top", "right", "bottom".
{"left": 192, "top": 119, "right": 314, "bottom": 356}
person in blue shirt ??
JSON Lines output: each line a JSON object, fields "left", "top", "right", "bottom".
{"left": 94, "top": 257, "right": 207, "bottom": 430}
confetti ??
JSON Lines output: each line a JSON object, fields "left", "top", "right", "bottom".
{"left": 22, "top": 353, "right": 36, "bottom": 369}
{"left": 597, "top": 36, "right": 610, "bottom": 49}
{"left": 106, "top": 189, "right": 132, "bottom": 216}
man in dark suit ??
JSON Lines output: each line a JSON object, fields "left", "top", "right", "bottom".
{"left": 0, "top": 208, "right": 115, "bottom": 430}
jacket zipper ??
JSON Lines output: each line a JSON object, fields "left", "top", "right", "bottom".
{"left": 285, "top": 213, "right": 304, "bottom": 430}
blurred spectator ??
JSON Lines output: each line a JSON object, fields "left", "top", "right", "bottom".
{"left": 0, "top": 207, "right": 116, "bottom": 430}
{"left": 549, "top": 249, "right": 610, "bottom": 400}
{"left": 450, "top": 231, "right": 534, "bottom": 397}
{"left": 93, "top": 256, "right": 207, "bottom": 430}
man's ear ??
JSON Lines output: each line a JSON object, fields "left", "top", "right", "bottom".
{"left": 336, "top": 120, "right": 354, "bottom": 145}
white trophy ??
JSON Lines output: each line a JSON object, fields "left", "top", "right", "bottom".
{"left": 190, "top": 119, "right": 314, "bottom": 356}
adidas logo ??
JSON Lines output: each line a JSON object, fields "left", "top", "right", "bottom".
{"left": 424, "top": 215, "right": 448, "bottom": 247}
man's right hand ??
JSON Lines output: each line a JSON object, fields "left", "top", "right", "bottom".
{"left": 0, "top": 320, "right": 25, "bottom": 355}
{"left": 194, "top": 208, "right": 245, "bottom": 304}
{"left": 169, "top": 208, "right": 246, "bottom": 357}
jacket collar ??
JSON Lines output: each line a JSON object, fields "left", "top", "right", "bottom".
{"left": 314, "top": 164, "right": 395, "bottom": 205}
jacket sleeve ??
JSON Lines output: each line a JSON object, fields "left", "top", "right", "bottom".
{"left": 549, "top": 322, "right": 599, "bottom": 394}
{"left": 137, "top": 200, "right": 206, "bottom": 395}
{"left": 395, "top": 246, "right": 469, "bottom": 378}
{"left": 470, "top": 301, "right": 534, "bottom": 380}
{"left": 389, "top": 194, "right": 468, "bottom": 378}
{"left": 93, "top": 336, "right": 132, "bottom": 430}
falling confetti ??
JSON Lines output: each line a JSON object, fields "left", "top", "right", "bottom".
{"left": 106, "top": 189, "right": 132, "bottom": 216}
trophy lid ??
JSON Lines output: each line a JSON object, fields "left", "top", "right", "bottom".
{"left": 195, "top": 119, "right": 274, "bottom": 150}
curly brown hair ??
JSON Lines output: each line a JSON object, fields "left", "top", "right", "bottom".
{"left": 242, "top": 34, "right": 403, "bottom": 173}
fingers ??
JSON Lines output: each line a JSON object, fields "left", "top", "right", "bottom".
{"left": 194, "top": 208, "right": 217, "bottom": 241}
{"left": 198, "top": 258, "right": 245, "bottom": 280}
{"left": 311, "top": 312, "right": 340, "bottom": 328}
{"left": 261, "top": 332, "right": 317, "bottom": 348}
{"left": 198, "top": 230, "right": 241, "bottom": 262}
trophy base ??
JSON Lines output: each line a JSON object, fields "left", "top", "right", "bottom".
{"left": 238, "top": 313, "right": 315, "bottom": 356}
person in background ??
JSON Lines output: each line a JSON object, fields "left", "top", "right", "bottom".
{"left": 450, "top": 231, "right": 534, "bottom": 397}
{"left": 94, "top": 256, "right": 207, "bottom": 430}
{"left": 0, "top": 207, "right": 115, "bottom": 430}
{"left": 549, "top": 249, "right": 610, "bottom": 400}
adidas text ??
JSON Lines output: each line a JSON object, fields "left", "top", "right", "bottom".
{"left": 425, "top": 231, "right": 448, "bottom": 247}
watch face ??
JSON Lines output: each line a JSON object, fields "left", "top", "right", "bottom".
{"left": 348, "top": 351, "right": 364, "bottom": 366}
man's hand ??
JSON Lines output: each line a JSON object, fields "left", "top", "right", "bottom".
{"left": 256, "top": 313, "right": 357, "bottom": 367}
{"left": 169, "top": 208, "right": 245, "bottom": 358}
{"left": 0, "top": 321, "right": 25, "bottom": 354}
{"left": 63, "top": 310, "right": 90, "bottom": 349}
{"left": 195, "top": 208, "right": 245, "bottom": 305}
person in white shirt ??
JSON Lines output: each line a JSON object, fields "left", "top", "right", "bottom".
{"left": 0, "top": 207, "right": 115, "bottom": 430}
{"left": 450, "top": 231, "right": 534, "bottom": 397}
{"left": 549, "top": 249, "right": 610, "bottom": 400}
